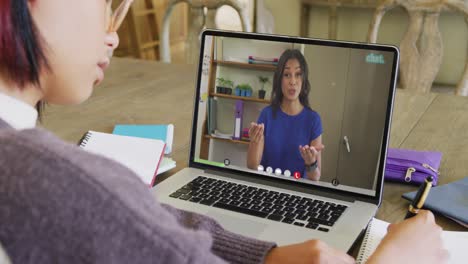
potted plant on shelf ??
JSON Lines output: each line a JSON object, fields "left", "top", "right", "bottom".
{"left": 236, "top": 83, "right": 253, "bottom": 97}
{"left": 244, "top": 85, "right": 253, "bottom": 97}
{"left": 216, "top": 77, "right": 234, "bottom": 95}
{"left": 257, "top": 76, "right": 270, "bottom": 99}
{"left": 234, "top": 85, "right": 242, "bottom": 96}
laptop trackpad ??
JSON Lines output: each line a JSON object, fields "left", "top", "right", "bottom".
{"left": 206, "top": 210, "right": 267, "bottom": 238}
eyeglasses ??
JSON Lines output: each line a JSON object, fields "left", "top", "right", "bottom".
{"left": 106, "top": 0, "right": 134, "bottom": 32}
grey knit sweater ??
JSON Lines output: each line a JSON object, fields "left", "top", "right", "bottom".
{"left": 0, "top": 118, "right": 276, "bottom": 263}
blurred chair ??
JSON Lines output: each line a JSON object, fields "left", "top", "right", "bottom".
{"left": 116, "top": 0, "right": 161, "bottom": 60}
{"left": 160, "top": 0, "right": 252, "bottom": 64}
{"left": 255, "top": 0, "right": 275, "bottom": 34}
{"left": 368, "top": 0, "right": 468, "bottom": 95}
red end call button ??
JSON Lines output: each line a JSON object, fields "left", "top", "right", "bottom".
{"left": 293, "top": 171, "right": 301, "bottom": 179}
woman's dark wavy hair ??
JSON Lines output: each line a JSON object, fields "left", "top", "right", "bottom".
{"left": 0, "top": 0, "right": 49, "bottom": 120}
{"left": 270, "top": 49, "right": 311, "bottom": 118}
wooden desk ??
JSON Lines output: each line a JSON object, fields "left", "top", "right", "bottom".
{"left": 43, "top": 58, "right": 197, "bottom": 179}
{"left": 379, "top": 91, "right": 467, "bottom": 231}
{"left": 43, "top": 57, "right": 467, "bottom": 232}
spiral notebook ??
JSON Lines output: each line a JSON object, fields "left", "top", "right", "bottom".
{"left": 78, "top": 131, "right": 166, "bottom": 187}
{"left": 357, "top": 218, "right": 468, "bottom": 264}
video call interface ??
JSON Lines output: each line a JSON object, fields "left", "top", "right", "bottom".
{"left": 194, "top": 34, "right": 396, "bottom": 196}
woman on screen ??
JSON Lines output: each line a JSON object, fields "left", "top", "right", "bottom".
{"left": 247, "top": 49, "right": 324, "bottom": 181}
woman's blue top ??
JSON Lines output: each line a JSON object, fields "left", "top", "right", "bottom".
{"left": 257, "top": 105, "right": 322, "bottom": 178}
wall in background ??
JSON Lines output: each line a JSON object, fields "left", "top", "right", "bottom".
{"left": 265, "top": 0, "right": 467, "bottom": 86}
{"left": 303, "top": 45, "right": 394, "bottom": 188}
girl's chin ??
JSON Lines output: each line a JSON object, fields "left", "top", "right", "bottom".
{"left": 72, "top": 86, "right": 94, "bottom": 105}
{"left": 43, "top": 84, "right": 94, "bottom": 105}
{"left": 94, "top": 68, "right": 105, "bottom": 85}
{"left": 284, "top": 96, "right": 299, "bottom": 102}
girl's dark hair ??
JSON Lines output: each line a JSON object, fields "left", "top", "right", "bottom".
{"left": 0, "top": 0, "right": 49, "bottom": 119}
{"left": 270, "top": 49, "right": 311, "bottom": 118}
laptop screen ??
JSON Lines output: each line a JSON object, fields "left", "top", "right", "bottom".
{"left": 191, "top": 30, "right": 398, "bottom": 198}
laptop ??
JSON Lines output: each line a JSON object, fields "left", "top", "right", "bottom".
{"left": 154, "top": 30, "right": 399, "bottom": 250}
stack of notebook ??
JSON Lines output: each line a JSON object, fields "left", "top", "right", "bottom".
{"left": 78, "top": 124, "right": 177, "bottom": 187}
{"left": 248, "top": 55, "right": 278, "bottom": 66}
{"left": 113, "top": 124, "right": 176, "bottom": 175}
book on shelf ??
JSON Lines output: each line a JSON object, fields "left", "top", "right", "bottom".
{"left": 248, "top": 59, "right": 278, "bottom": 66}
{"left": 208, "top": 133, "right": 250, "bottom": 144}
{"left": 211, "top": 130, "right": 232, "bottom": 139}
{"left": 207, "top": 97, "right": 217, "bottom": 135}
{"left": 248, "top": 55, "right": 278, "bottom": 62}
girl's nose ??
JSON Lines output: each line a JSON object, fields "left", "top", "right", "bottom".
{"left": 290, "top": 76, "right": 297, "bottom": 85}
{"left": 105, "top": 32, "right": 120, "bottom": 52}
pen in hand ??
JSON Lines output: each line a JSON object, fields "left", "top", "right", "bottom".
{"left": 404, "top": 175, "right": 433, "bottom": 219}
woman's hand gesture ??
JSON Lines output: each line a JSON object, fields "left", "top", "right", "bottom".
{"left": 299, "top": 144, "right": 324, "bottom": 165}
{"left": 249, "top": 122, "right": 264, "bottom": 144}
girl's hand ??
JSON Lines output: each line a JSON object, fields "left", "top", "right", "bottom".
{"left": 299, "top": 144, "right": 324, "bottom": 165}
{"left": 249, "top": 122, "right": 264, "bottom": 144}
{"left": 265, "top": 239, "right": 355, "bottom": 264}
{"left": 367, "top": 210, "right": 448, "bottom": 264}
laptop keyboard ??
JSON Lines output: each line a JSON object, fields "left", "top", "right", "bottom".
{"left": 169, "top": 176, "right": 347, "bottom": 231}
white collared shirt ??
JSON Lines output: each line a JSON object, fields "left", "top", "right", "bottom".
{"left": 0, "top": 92, "right": 38, "bottom": 130}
